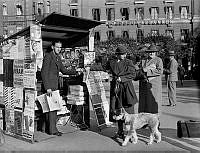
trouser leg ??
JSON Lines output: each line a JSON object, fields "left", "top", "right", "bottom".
{"left": 45, "top": 111, "right": 58, "bottom": 135}
{"left": 117, "top": 120, "right": 124, "bottom": 133}
{"left": 168, "top": 81, "right": 176, "bottom": 105}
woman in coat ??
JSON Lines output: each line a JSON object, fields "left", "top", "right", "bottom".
{"left": 138, "top": 44, "right": 163, "bottom": 115}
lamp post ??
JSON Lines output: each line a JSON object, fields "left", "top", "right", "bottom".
{"left": 190, "top": 0, "right": 194, "bottom": 78}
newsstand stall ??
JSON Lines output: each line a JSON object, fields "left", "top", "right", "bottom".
{"left": 0, "top": 12, "right": 102, "bottom": 143}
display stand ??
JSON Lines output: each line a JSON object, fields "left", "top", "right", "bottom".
{"left": 85, "top": 70, "right": 110, "bottom": 131}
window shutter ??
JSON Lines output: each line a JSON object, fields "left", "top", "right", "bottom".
{"left": 120, "top": 8, "right": 123, "bottom": 15}
{"left": 92, "top": 8, "right": 95, "bottom": 17}
{"left": 171, "top": 6, "right": 174, "bottom": 13}
{"left": 157, "top": 7, "right": 159, "bottom": 15}
{"left": 187, "top": 6, "right": 189, "bottom": 13}
{"left": 141, "top": 7, "right": 144, "bottom": 14}
{"left": 164, "top": 6, "right": 166, "bottom": 14}
{"left": 149, "top": 7, "right": 152, "bottom": 15}
{"left": 127, "top": 7, "right": 130, "bottom": 14}
{"left": 179, "top": 6, "right": 181, "bottom": 13}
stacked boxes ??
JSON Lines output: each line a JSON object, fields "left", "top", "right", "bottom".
{"left": 67, "top": 84, "right": 89, "bottom": 127}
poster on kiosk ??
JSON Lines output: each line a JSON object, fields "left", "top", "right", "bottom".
{"left": 1, "top": 24, "right": 42, "bottom": 142}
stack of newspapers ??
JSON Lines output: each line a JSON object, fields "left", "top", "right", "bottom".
{"left": 67, "top": 85, "right": 87, "bottom": 105}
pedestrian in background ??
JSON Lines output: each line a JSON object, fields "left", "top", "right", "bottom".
{"left": 41, "top": 40, "right": 81, "bottom": 136}
{"left": 178, "top": 64, "right": 185, "bottom": 86}
{"left": 164, "top": 50, "right": 178, "bottom": 107}
{"left": 139, "top": 44, "right": 163, "bottom": 115}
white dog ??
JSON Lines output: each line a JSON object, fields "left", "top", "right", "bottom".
{"left": 113, "top": 109, "right": 161, "bottom": 146}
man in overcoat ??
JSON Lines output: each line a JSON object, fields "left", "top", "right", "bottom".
{"left": 139, "top": 44, "right": 163, "bottom": 115}
{"left": 164, "top": 50, "right": 178, "bottom": 106}
{"left": 41, "top": 40, "right": 79, "bottom": 136}
{"left": 105, "top": 45, "right": 139, "bottom": 139}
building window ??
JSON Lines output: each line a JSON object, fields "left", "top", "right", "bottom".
{"left": 106, "top": 8, "right": 115, "bottom": 21}
{"left": 164, "top": 6, "right": 174, "bottom": 19}
{"left": 92, "top": 8, "right": 100, "bottom": 21}
{"left": 107, "top": 30, "right": 115, "bottom": 40}
{"left": 120, "top": 8, "right": 129, "bottom": 20}
{"left": 70, "top": 9, "right": 78, "bottom": 16}
{"left": 70, "top": 0, "right": 78, "bottom": 3}
{"left": 137, "top": 29, "right": 144, "bottom": 42}
{"left": 94, "top": 31, "right": 100, "bottom": 41}
{"left": 180, "top": 29, "right": 189, "bottom": 43}
{"left": 3, "top": 3, "right": 8, "bottom": 15}
{"left": 150, "top": 7, "right": 159, "bottom": 19}
{"left": 180, "top": 6, "right": 189, "bottom": 19}
{"left": 38, "top": 2, "right": 44, "bottom": 16}
{"left": 151, "top": 30, "right": 159, "bottom": 36}
{"left": 122, "top": 31, "right": 129, "bottom": 39}
{"left": 46, "top": 1, "right": 50, "bottom": 14}
{"left": 135, "top": 7, "right": 144, "bottom": 20}
{"left": 16, "top": 4, "right": 23, "bottom": 15}
{"left": 165, "top": 29, "right": 174, "bottom": 38}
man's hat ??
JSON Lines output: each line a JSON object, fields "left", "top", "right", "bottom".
{"left": 145, "top": 44, "right": 159, "bottom": 52}
{"left": 115, "top": 45, "right": 128, "bottom": 54}
{"left": 168, "top": 50, "right": 175, "bottom": 56}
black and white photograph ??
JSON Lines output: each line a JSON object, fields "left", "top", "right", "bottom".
{"left": 0, "top": 0, "right": 199, "bottom": 152}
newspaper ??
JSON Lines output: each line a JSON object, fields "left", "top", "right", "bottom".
{"left": 37, "top": 90, "right": 61, "bottom": 113}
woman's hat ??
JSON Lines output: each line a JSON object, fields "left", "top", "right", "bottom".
{"left": 168, "top": 50, "right": 175, "bottom": 56}
{"left": 115, "top": 45, "right": 127, "bottom": 54}
{"left": 145, "top": 44, "right": 159, "bottom": 52}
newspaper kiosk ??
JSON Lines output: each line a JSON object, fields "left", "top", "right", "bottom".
{"left": 0, "top": 12, "right": 102, "bottom": 143}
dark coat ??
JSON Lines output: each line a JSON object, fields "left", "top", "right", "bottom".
{"left": 41, "top": 51, "right": 76, "bottom": 91}
{"left": 105, "top": 58, "right": 138, "bottom": 119}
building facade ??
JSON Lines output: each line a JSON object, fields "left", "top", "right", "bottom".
{"left": 0, "top": 0, "right": 200, "bottom": 43}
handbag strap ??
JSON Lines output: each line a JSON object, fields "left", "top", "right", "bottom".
{"left": 184, "top": 122, "right": 190, "bottom": 137}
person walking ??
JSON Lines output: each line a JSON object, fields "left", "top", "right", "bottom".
{"left": 164, "top": 50, "right": 178, "bottom": 106}
{"left": 41, "top": 40, "right": 80, "bottom": 136}
{"left": 178, "top": 64, "right": 185, "bottom": 86}
{"left": 138, "top": 44, "right": 163, "bottom": 115}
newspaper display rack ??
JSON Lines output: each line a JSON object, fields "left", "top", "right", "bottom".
{"left": 0, "top": 12, "right": 102, "bottom": 143}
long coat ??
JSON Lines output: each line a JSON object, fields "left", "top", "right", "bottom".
{"left": 139, "top": 56, "right": 163, "bottom": 114}
{"left": 105, "top": 58, "right": 138, "bottom": 121}
{"left": 41, "top": 51, "right": 76, "bottom": 91}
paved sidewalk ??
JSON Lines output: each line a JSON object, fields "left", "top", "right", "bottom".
{"left": 0, "top": 80, "right": 199, "bottom": 153}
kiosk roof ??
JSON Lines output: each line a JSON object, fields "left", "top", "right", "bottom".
{"left": 1, "top": 12, "right": 103, "bottom": 46}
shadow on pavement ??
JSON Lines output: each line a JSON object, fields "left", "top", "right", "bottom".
{"left": 160, "top": 128, "right": 200, "bottom": 153}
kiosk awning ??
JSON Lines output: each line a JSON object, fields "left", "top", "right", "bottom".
{"left": 2, "top": 12, "right": 103, "bottom": 47}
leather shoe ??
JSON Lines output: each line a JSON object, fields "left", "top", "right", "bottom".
{"left": 111, "top": 131, "right": 125, "bottom": 140}
{"left": 53, "top": 131, "right": 63, "bottom": 136}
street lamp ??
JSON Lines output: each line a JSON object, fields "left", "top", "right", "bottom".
{"left": 190, "top": 0, "right": 194, "bottom": 77}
